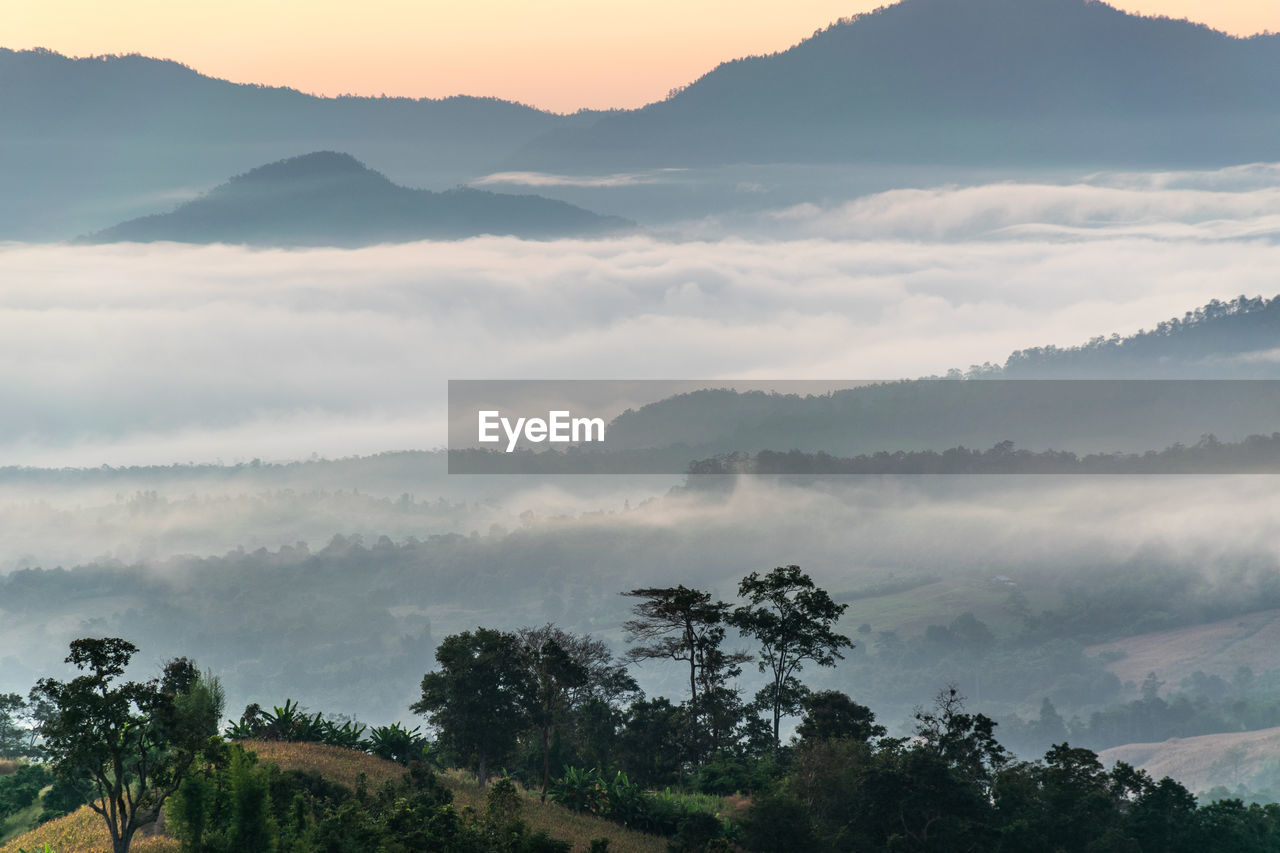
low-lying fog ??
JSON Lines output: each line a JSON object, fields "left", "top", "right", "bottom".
{"left": 4, "top": 162, "right": 1280, "bottom": 740}
{"left": 1, "top": 163, "right": 1278, "bottom": 468}
{"left": 4, "top": 474, "right": 1280, "bottom": 730}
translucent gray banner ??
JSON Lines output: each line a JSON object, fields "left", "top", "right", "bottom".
{"left": 447, "top": 379, "right": 1280, "bottom": 474}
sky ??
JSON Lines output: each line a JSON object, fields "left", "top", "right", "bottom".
{"left": 7, "top": 1, "right": 1279, "bottom": 113}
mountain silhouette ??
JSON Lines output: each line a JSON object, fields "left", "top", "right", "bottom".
{"left": 7, "top": 0, "right": 1280, "bottom": 239}
{"left": 0, "top": 48, "right": 593, "bottom": 239}
{"left": 81, "top": 152, "right": 632, "bottom": 245}
{"left": 592, "top": 295, "right": 1280, "bottom": 458}
{"left": 511, "top": 0, "right": 1280, "bottom": 169}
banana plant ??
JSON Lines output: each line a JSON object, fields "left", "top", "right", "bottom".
{"left": 547, "top": 766, "right": 604, "bottom": 813}
{"left": 322, "top": 719, "right": 368, "bottom": 749}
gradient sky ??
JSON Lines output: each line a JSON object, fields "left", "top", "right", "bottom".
{"left": 9, "top": 1, "right": 1279, "bottom": 113}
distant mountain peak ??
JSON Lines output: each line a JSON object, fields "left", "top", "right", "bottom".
{"left": 81, "top": 151, "right": 632, "bottom": 246}
{"left": 228, "top": 151, "right": 387, "bottom": 185}
{"left": 510, "top": 0, "right": 1280, "bottom": 170}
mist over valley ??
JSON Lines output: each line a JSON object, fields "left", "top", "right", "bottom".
{"left": 7, "top": 4, "right": 1280, "bottom": 847}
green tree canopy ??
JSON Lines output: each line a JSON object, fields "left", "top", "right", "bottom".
{"left": 0, "top": 692, "right": 35, "bottom": 759}
{"left": 621, "top": 585, "right": 749, "bottom": 760}
{"left": 796, "top": 690, "right": 886, "bottom": 744}
{"left": 32, "top": 638, "right": 222, "bottom": 853}
{"left": 621, "top": 585, "right": 727, "bottom": 708}
{"left": 412, "top": 628, "right": 536, "bottom": 788}
{"left": 729, "top": 565, "right": 852, "bottom": 745}
{"left": 516, "top": 626, "right": 590, "bottom": 799}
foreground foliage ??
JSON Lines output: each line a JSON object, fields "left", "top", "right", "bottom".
{"left": 31, "top": 641, "right": 222, "bottom": 853}
{"left": 0, "top": 807, "right": 178, "bottom": 853}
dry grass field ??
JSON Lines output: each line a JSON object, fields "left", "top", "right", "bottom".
{"left": 1099, "top": 725, "right": 1280, "bottom": 794}
{"left": 1086, "top": 609, "right": 1280, "bottom": 690}
{"left": 244, "top": 740, "right": 669, "bottom": 853}
{"left": 0, "top": 806, "right": 178, "bottom": 853}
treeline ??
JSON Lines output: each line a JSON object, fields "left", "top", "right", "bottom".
{"left": 1002, "top": 671, "right": 1280, "bottom": 758}
{"left": 9, "top": 583, "right": 1280, "bottom": 851}
{"left": 0, "top": 449, "right": 446, "bottom": 485}
{"left": 684, "top": 434, "right": 1280, "bottom": 477}
{"left": 845, "top": 563, "right": 1280, "bottom": 755}
{"left": 10, "top": 530, "right": 1280, "bottom": 755}
{"left": 1001, "top": 296, "right": 1280, "bottom": 377}
{"left": 166, "top": 749, "right": 574, "bottom": 853}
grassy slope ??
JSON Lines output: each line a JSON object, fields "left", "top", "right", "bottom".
{"left": 241, "top": 741, "right": 668, "bottom": 853}
{"left": 0, "top": 806, "right": 178, "bottom": 853}
{"left": 1086, "top": 608, "right": 1280, "bottom": 690}
{"left": 0, "top": 798, "right": 46, "bottom": 846}
{"left": 3, "top": 741, "right": 666, "bottom": 853}
{"left": 1099, "top": 725, "right": 1280, "bottom": 794}
{"left": 837, "top": 574, "right": 1035, "bottom": 638}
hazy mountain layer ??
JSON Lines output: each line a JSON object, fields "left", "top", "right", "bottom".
{"left": 511, "top": 0, "right": 1280, "bottom": 170}
{"left": 8, "top": 0, "right": 1280, "bottom": 237}
{"left": 0, "top": 48, "right": 589, "bottom": 239}
{"left": 82, "top": 152, "right": 632, "bottom": 245}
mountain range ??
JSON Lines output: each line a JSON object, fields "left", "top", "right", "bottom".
{"left": 512, "top": 0, "right": 1280, "bottom": 169}
{"left": 0, "top": 48, "right": 590, "bottom": 239}
{"left": 604, "top": 296, "right": 1280, "bottom": 457}
{"left": 5, "top": 0, "right": 1280, "bottom": 238}
{"left": 81, "top": 152, "right": 632, "bottom": 245}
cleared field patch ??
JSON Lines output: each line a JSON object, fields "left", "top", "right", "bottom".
{"left": 838, "top": 574, "right": 1029, "bottom": 638}
{"left": 1086, "top": 609, "right": 1280, "bottom": 689}
{"left": 1100, "top": 725, "right": 1280, "bottom": 794}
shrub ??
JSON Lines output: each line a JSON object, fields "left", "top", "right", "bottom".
{"left": 737, "top": 791, "right": 818, "bottom": 853}
{"left": 667, "top": 811, "right": 729, "bottom": 852}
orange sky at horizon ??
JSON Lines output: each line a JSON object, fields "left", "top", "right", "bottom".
{"left": 8, "top": 0, "right": 1279, "bottom": 113}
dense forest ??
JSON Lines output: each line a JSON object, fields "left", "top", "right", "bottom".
{"left": 2, "top": 568, "right": 1280, "bottom": 845}
{"left": 682, "top": 433, "right": 1280, "bottom": 476}
{"left": 995, "top": 296, "right": 1280, "bottom": 378}
{"left": 7, "top": 470, "right": 1280, "bottom": 759}
{"left": 6, "top": 569, "right": 1280, "bottom": 851}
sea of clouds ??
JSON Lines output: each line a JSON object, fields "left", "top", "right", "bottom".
{"left": 1, "top": 163, "right": 1279, "bottom": 468}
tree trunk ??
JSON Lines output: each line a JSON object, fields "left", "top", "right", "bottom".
{"left": 478, "top": 753, "right": 488, "bottom": 789}
{"left": 541, "top": 723, "right": 551, "bottom": 801}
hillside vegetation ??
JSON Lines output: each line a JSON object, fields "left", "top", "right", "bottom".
{"left": 1, "top": 807, "right": 177, "bottom": 853}
{"left": 243, "top": 741, "right": 667, "bottom": 853}
{"left": 3, "top": 741, "right": 665, "bottom": 853}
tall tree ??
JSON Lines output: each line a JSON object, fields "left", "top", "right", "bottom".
{"left": 412, "top": 628, "right": 535, "bottom": 788}
{"left": 621, "top": 586, "right": 749, "bottom": 759}
{"left": 0, "top": 693, "right": 32, "bottom": 759}
{"left": 621, "top": 586, "right": 730, "bottom": 708}
{"left": 515, "top": 626, "right": 589, "bottom": 800}
{"left": 730, "top": 565, "right": 853, "bottom": 745}
{"left": 32, "top": 638, "right": 222, "bottom": 853}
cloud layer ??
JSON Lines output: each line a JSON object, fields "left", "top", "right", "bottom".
{"left": 2, "top": 164, "right": 1280, "bottom": 466}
